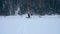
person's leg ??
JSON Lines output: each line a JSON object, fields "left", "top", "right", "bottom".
{"left": 26, "top": 13, "right": 30, "bottom": 18}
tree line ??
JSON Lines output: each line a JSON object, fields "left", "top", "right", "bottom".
{"left": 0, "top": 0, "right": 60, "bottom": 16}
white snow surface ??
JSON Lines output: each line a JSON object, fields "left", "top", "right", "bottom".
{"left": 0, "top": 14, "right": 60, "bottom": 34}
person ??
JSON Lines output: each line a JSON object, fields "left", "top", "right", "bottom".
{"left": 27, "top": 8, "right": 30, "bottom": 18}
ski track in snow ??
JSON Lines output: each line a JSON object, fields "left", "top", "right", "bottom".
{"left": 0, "top": 15, "right": 60, "bottom": 34}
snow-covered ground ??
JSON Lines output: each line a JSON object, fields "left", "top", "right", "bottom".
{"left": 0, "top": 15, "right": 60, "bottom": 34}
